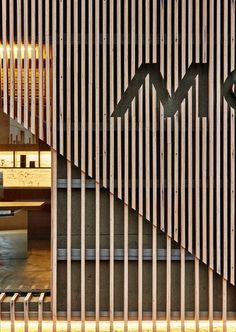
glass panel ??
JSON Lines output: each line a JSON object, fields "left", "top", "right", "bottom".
{"left": 40, "top": 151, "right": 51, "bottom": 167}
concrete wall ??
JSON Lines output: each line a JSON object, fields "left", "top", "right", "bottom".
{"left": 56, "top": 155, "right": 236, "bottom": 319}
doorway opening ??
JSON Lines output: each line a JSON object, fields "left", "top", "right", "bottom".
{"left": 0, "top": 112, "right": 51, "bottom": 292}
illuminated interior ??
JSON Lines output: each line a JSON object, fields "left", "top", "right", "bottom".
{"left": 0, "top": 151, "right": 51, "bottom": 187}
{"left": 0, "top": 44, "right": 39, "bottom": 59}
{"left": 0, "top": 110, "right": 51, "bottom": 292}
{"left": 0, "top": 320, "right": 235, "bottom": 332}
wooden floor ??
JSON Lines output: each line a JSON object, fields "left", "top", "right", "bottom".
{"left": 0, "top": 240, "right": 50, "bottom": 291}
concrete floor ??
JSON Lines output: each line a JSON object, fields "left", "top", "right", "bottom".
{"left": 0, "top": 240, "right": 50, "bottom": 291}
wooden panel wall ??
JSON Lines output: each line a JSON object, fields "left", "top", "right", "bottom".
{"left": 1, "top": 0, "right": 236, "bottom": 328}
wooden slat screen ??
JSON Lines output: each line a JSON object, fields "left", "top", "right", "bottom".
{"left": 0, "top": 0, "right": 236, "bottom": 328}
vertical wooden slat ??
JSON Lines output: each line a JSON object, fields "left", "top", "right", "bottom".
{"left": 88, "top": 0, "right": 93, "bottom": 176}
{"left": 223, "top": 0, "right": 228, "bottom": 282}
{"left": 9, "top": 0, "right": 14, "bottom": 119}
{"left": 74, "top": 0, "right": 79, "bottom": 166}
{"left": 208, "top": 2, "right": 214, "bottom": 328}
{"left": 2, "top": 0, "right": 8, "bottom": 115}
{"left": 66, "top": 0, "right": 72, "bottom": 323}
{"left": 52, "top": 0, "right": 57, "bottom": 150}
{"left": 45, "top": 0, "right": 51, "bottom": 145}
{"left": 166, "top": 4, "right": 172, "bottom": 330}
{"left": 222, "top": 1, "right": 228, "bottom": 329}
{"left": 66, "top": 161, "right": 72, "bottom": 330}
{"left": 109, "top": 0, "right": 115, "bottom": 330}
{"left": 17, "top": 0, "right": 22, "bottom": 123}
{"left": 138, "top": 1, "right": 143, "bottom": 330}
{"left": 10, "top": 293, "right": 19, "bottom": 332}
{"left": 174, "top": 0, "right": 179, "bottom": 243}
{"left": 81, "top": 172, "right": 86, "bottom": 332}
{"left": 202, "top": 0, "right": 208, "bottom": 266}
{"left": 24, "top": 293, "right": 32, "bottom": 332}
{"left": 51, "top": 149, "right": 57, "bottom": 332}
{"left": 102, "top": 0, "right": 107, "bottom": 188}
{"left": 152, "top": 1, "right": 157, "bottom": 330}
{"left": 24, "top": 0, "right": 29, "bottom": 128}
{"left": 167, "top": 0, "right": 171, "bottom": 238}
{"left": 222, "top": 278, "right": 227, "bottom": 332}
{"left": 124, "top": 0, "right": 129, "bottom": 330}
{"left": 81, "top": 0, "right": 86, "bottom": 330}
{"left": 216, "top": 0, "right": 221, "bottom": 276}
{"left": 230, "top": 0, "right": 235, "bottom": 286}
{"left": 195, "top": 256, "right": 200, "bottom": 332}
{"left": 0, "top": 293, "right": 6, "bottom": 329}
{"left": 38, "top": 0, "right": 44, "bottom": 140}
{"left": 145, "top": 0, "right": 150, "bottom": 221}
{"left": 195, "top": 2, "right": 200, "bottom": 330}
{"left": 117, "top": 0, "right": 122, "bottom": 200}
{"left": 66, "top": 0, "right": 71, "bottom": 161}
{"left": 59, "top": 0, "right": 64, "bottom": 155}
{"left": 208, "top": 268, "right": 213, "bottom": 332}
{"left": 181, "top": 0, "right": 186, "bottom": 251}
{"left": 95, "top": 1, "right": 100, "bottom": 330}
{"left": 180, "top": 1, "right": 186, "bottom": 330}
{"left": 66, "top": 6, "right": 72, "bottom": 329}
{"left": 209, "top": 0, "right": 214, "bottom": 327}
{"left": 31, "top": 0, "right": 36, "bottom": 134}
{"left": 160, "top": 0, "right": 165, "bottom": 232}
{"left": 166, "top": 119, "right": 172, "bottom": 332}
{"left": 209, "top": 0, "right": 214, "bottom": 271}
{"left": 131, "top": 0, "right": 136, "bottom": 210}
{"left": 202, "top": 119, "right": 207, "bottom": 264}
{"left": 38, "top": 293, "right": 45, "bottom": 332}
{"left": 187, "top": 0, "right": 193, "bottom": 254}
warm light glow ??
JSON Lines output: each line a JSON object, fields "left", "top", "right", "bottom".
{"left": 0, "top": 320, "right": 235, "bottom": 331}
{"left": 0, "top": 44, "right": 39, "bottom": 59}
{"left": 0, "top": 168, "right": 51, "bottom": 188}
